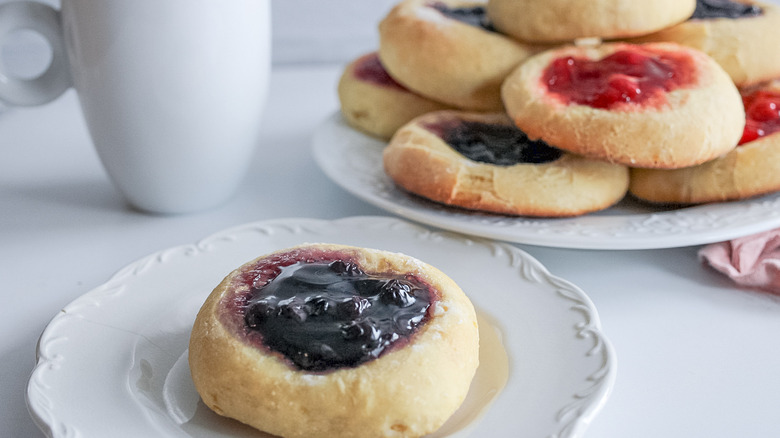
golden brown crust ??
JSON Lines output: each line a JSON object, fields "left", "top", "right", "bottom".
{"left": 378, "top": 0, "right": 539, "bottom": 111}
{"left": 501, "top": 42, "right": 745, "bottom": 169}
{"left": 338, "top": 52, "right": 453, "bottom": 140}
{"left": 382, "top": 111, "right": 630, "bottom": 217}
{"left": 629, "top": 80, "right": 780, "bottom": 204}
{"left": 189, "top": 243, "right": 479, "bottom": 438}
{"left": 487, "top": 0, "right": 696, "bottom": 43}
{"left": 626, "top": 1, "right": 780, "bottom": 86}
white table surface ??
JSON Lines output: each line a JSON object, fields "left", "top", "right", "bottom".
{"left": 2, "top": 63, "right": 780, "bottom": 438}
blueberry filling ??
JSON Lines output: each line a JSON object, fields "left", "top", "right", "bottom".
{"left": 429, "top": 2, "right": 497, "bottom": 32}
{"left": 243, "top": 260, "right": 434, "bottom": 371}
{"left": 691, "top": 0, "right": 763, "bottom": 19}
{"left": 428, "top": 120, "right": 563, "bottom": 165}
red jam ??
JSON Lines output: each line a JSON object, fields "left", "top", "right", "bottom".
{"left": 353, "top": 53, "right": 406, "bottom": 92}
{"left": 740, "top": 89, "right": 780, "bottom": 145}
{"left": 542, "top": 48, "right": 697, "bottom": 110}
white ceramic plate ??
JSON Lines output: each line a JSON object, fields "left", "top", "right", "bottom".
{"left": 313, "top": 113, "right": 780, "bottom": 250}
{"left": 28, "top": 216, "right": 615, "bottom": 438}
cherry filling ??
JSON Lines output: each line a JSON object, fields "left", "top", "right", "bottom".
{"left": 691, "top": 0, "right": 763, "bottom": 20}
{"left": 739, "top": 89, "right": 780, "bottom": 145}
{"left": 543, "top": 49, "right": 697, "bottom": 110}
{"left": 428, "top": 2, "right": 497, "bottom": 32}
{"left": 353, "top": 53, "right": 406, "bottom": 91}
{"left": 426, "top": 120, "right": 563, "bottom": 165}
{"left": 242, "top": 259, "right": 435, "bottom": 372}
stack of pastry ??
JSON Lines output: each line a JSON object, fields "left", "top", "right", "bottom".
{"left": 338, "top": 0, "right": 780, "bottom": 217}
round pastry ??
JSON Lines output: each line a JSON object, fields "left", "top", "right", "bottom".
{"left": 627, "top": 0, "right": 780, "bottom": 86}
{"left": 378, "top": 0, "right": 538, "bottom": 111}
{"left": 383, "top": 110, "right": 630, "bottom": 217}
{"left": 486, "top": 0, "right": 696, "bottom": 43}
{"left": 502, "top": 42, "right": 745, "bottom": 169}
{"left": 189, "top": 243, "right": 479, "bottom": 438}
{"left": 338, "top": 52, "right": 453, "bottom": 140}
{"left": 629, "top": 79, "right": 780, "bottom": 204}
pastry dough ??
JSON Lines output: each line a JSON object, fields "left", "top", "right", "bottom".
{"left": 338, "top": 52, "right": 452, "bottom": 140}
{"left": 487, "top": 0, "right": 696, "bottom": 43}
{"left": 378, "top": 0, "right": 538, "bottom": 111}
{"left": 189, "top": 243, "right": 479, "bottom": 438}
{"left": 383, "top": 111, "right": 629, "bottom": 217}
{"left": 627, "top": 1, "right": 780, "bottom": 86}
{"left": 502, "top": 42, "right": 745, "bottom": 169}
{"left": 630, "top": 79, "right": 780, "bottom": 204}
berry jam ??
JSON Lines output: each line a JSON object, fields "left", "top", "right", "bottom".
{"left": 543, "top": 49, "right": 697, "bottom": 110}
{"left": 691, "top": 0, "right": 763, "bottom": 20}
{"left": 353, "top": 53, "right": 406, "bottom": 91}
{"left": 739, "top": 89, "right": 780, "bottom": 145}
{"left": 427, "top": 120, "right": 563, "bottom": 165}
{"left": 429, "top": 2, "right": 496, "bottom": 32}
{"left": 240, "top": 256, "right": 435, "bottom": 372}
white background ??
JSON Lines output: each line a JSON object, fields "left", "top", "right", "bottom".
{"left": 0, "top": 0, "right": 398, "bottom": 69}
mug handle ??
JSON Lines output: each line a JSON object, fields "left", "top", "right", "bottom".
{"left": 0, "top": 1, "right": 71, "bottom": 106}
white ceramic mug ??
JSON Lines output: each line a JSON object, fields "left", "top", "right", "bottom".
{"left": 0, "top": 0, "right": 271, "bottom": 214}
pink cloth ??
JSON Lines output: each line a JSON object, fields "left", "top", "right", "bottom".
{"left": 699, "top": 228, "right": 780, "bottom": 294}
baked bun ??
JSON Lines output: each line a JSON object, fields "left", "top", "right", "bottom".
{"left": 502, "top": 42, "right": 745, "bottom": 168}
{"left": 383, "top": 110, "right": 629, "bottom": 217}
{"left": 338, "top": 52, "right": 453, "bottom": 140}
{"left": 378, "top": 0, "right": 538, "bottom": 111}
{"left": 627, "top": 0, "right": 780, "bottom": 86}
{"left": 487, "top": 0, "right": 696, "bottom": 43}
{"left": 629, "top": 79, "right": 780, "bottom": 204}
{"left": 189, "top": 243, "right": 479, "bottom": 438}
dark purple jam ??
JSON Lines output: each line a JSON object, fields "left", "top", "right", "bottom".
{"left": 428, "top": 120, "right": 563, "bottom": 165}
{"left": 429, "top": 2, "right": 496, "bottom": 32}
{"left": 691, "top": 0, "right": 763, "bottom": 19}
{"left": 353, "top": 53, "right": 406, "bottom": 91}
{"left": 243, "top": 260, "right": 434, "bottom": 372}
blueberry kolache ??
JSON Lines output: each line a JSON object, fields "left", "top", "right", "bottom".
{"left": 189, "top": 243, "right": 479, "bottom": 438}
{"left": 629, "top": 79, "right": 780, "bottom": 204}
{"left": 502, "top": 42, "right": 745, "bottom": 169}
{"left": 628, "top": 0, "right": 780, "bottom": 86}
{"left": 486, "top": 0, "right": 696, "bottom": 43}
{"left": 378, "top": 0, "right": 538, "bottom": 111}
{"left": 383, "top": 111, "right": 629, "bottom": 217}
{"left": 338, "top": 52, "right": 453, "bottom": 140}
